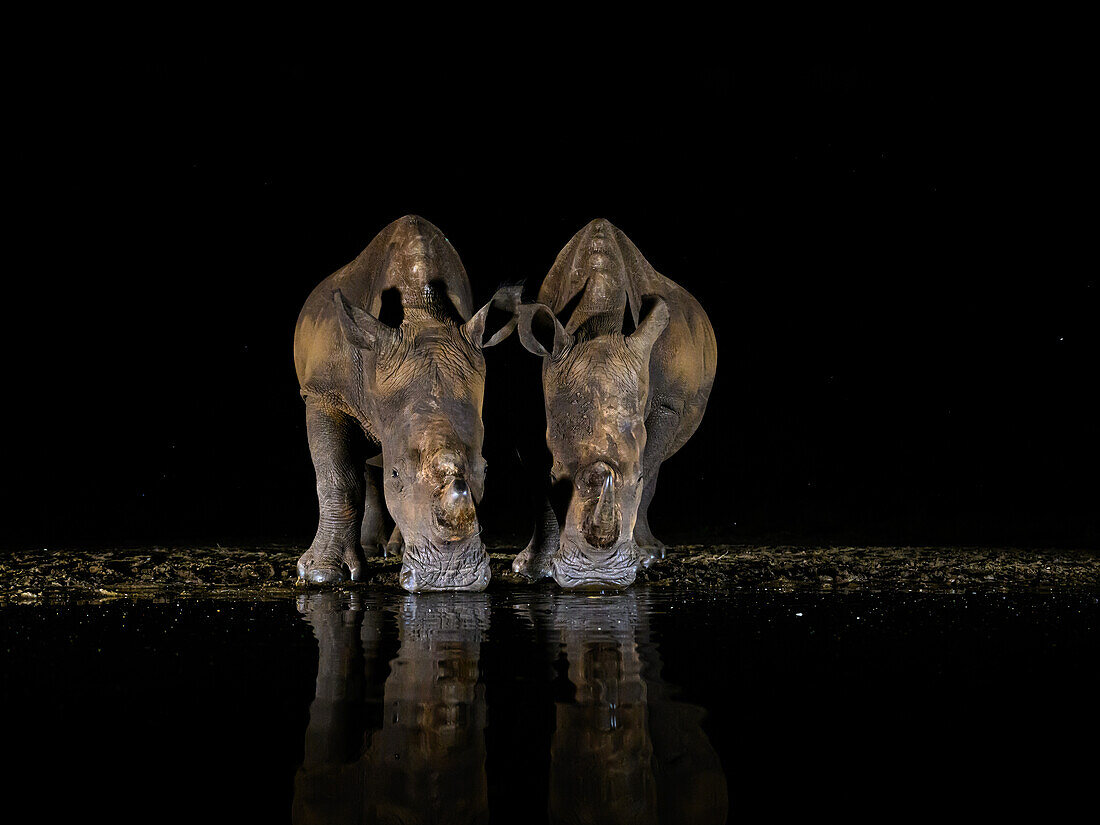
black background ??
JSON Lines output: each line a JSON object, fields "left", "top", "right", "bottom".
{"left": 6, "top": 21, "right": 1095, "bottom": 553}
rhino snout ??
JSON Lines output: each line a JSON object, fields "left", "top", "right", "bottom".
{"left": 551, "top": 537, "right": 641, "bottom": 590}
{"left": 399, "top": 541, "right": 490, "bottom": 593}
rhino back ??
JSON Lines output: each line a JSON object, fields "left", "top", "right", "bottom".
{"left": 536, "top": 218, "right": 661, "bottom": 333}
{"left": 294, "top": 215, "right": 475, "bottom": 407}
{"left": 537, "top": 219, "right": 716, "bottom": 438}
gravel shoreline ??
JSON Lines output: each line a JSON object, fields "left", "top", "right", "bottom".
{"left": 2, "top": 543, "right": 1097, "bottom": 604}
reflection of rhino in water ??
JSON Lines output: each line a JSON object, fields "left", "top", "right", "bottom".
{"left": 545, "top": 592, "right": 728, "bottom": 825}
{"left": 370, "top": 595, "right": 489, "bottom": 824}
{"left": 292, "top": 592, "right": 726, "bottom": 824}
{"left": 293, "top": 592, "right": 489, "bottom": 825}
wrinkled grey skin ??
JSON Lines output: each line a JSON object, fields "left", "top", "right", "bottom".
{"left": 294, "top": 215, "right": 515, "bottom": 591}
{"left": 514, "top": 219, "right": 717, "bottom": 588}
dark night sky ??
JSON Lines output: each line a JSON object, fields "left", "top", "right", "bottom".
{"left": 5, "top": 25, "right": 1095, "bottom": 551}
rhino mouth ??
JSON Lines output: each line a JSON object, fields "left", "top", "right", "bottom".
{"left": 551, "top": 538, "right": 640, "bottom": 590}
{"left": 399, "top": 538, "right": 490, "bottom": 593}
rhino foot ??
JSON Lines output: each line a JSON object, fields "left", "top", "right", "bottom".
{"left": 384, "top": 526, "right": 404, "bottom": 559}
{"left": 634, "top": 529, "right": 666, "bottom": 564}
{"left": 297, "top": 539, "right": 363, "bottom": 584}
{"left": 512, "top": 544, "right": 554, "bottom": 580}
{"left": 363, "top": 541, "right": 388, "bottom": 559}
{"left": 637, "top": 542, "right": 666, "bottom": 568}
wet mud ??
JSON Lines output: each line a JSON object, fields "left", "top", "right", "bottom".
{"left": 2, "top": 542, "right": 1096, "bottom": 604}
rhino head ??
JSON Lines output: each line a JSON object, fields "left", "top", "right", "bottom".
{"left": 333, "top": 282, "right": 516, "bottom": 592}
{"left": 518, "top": 294, "right": 670, "bottom": 588}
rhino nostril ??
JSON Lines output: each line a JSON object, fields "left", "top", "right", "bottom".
{"left": 452, "top": 478, "right": 469, "bottom": 496}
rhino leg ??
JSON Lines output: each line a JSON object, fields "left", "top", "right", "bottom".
{"left": 385, "top": 525, "right": 404, "bottom": 558}
{"left": 513, "top": 495, "right": 559, "bottom": 580}
{"left": 359, "top": 465, "right": 391, "bottom": 557}
{"left": 298, "top": 402, "right": 365, "bottom": 584}
{"left": 634, "top": 404, "right": 682, "bottom": 562}
{"left": 634, "top": 467, "right": 664, "bottom": 561}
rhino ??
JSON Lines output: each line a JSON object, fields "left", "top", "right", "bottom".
{"left": 514, "top": 219, "right": 717, "bottom": 588}
{"left": 293, "top": 215, "right": 515, "bottom": 591}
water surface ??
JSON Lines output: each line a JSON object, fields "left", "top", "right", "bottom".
{"left": 3, "top": 586, "right": 1097, "bottom": 823}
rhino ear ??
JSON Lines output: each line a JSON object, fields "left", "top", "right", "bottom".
{"left": 518, "top": 302, "right": 573, "bottom": 360}
{"left": 627, "top": 296, "right": 670, "bottom": 356}
{"left": 462, "top": 286, "right": 521, "bottom": 349}
{"left": 333, "top": 290, "right": 395, "bottom": 350}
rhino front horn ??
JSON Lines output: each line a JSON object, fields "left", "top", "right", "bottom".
{"left": 446, "top": 477, "right": 472, "bottom": 507}
{"left": 587, "top": 473, "right": 620, "bottom": 548}
{"left": 437, "top": 478, "right": 477, "bottom": 537}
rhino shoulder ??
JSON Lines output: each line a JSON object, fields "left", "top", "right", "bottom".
{"left": 646, "top": 278, "right": 716, "bottom": 403}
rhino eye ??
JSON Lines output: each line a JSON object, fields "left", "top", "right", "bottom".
{"left": 391, "top": 468, "right": 399, "bottom": 478}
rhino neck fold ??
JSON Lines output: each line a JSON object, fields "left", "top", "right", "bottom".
{"left": 574, "top": 309, "right": 627, "bottom": 340}
{"left": 403, "top": 283, "right": 463, "bottom": 324}
{"left": 560, "top": 268, "right": 629, "bottom": 336}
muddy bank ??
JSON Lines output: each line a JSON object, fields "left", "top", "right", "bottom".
{"left": 2, "top": 543, "right": 1097, "bottom": 604}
